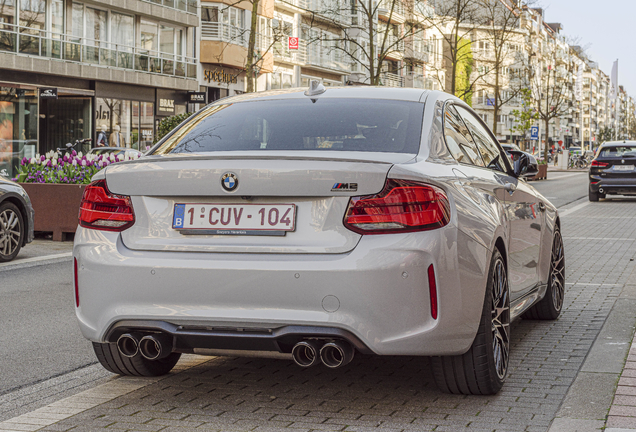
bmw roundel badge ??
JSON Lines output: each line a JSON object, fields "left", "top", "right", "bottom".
{"left": 221, "top": 172, "right": 238, "bottom": 191}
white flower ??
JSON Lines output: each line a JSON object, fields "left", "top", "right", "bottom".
{"left": 30, "top": 157, "right": 36, "bottom": 164}
{"left": 52, "top": 159, "right": 57, "bottom": 166}
{"left": 65, "top": 152, "right": 70, "bottom": 159}
{"left": 35, "top": 153, "right": 40, "bottom": 160}
{"left": 110, "top": 153, "right": 116, "bottom": 162}
{"left": 81, "top": 160, "right": 87, "bottom": 167}
{"left": 72, "top": 159, "right": 77, "bottom": 166}
{"left": 78, "top": 151, "right": 83, "bottom": 158}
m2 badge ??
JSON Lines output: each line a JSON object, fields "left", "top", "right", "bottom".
{"left": 331, "top": 183, "right": 358, "bottom": 192}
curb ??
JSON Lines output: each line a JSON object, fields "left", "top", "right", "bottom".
{"left": 0, "top": 253, "right": 73, "bottom": 272}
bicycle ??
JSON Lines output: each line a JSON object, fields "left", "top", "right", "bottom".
{"left": 56, "top": 138, "right": 92, "bottom": 155}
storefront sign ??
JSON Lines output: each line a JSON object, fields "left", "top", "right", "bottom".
{"left": 158, "top": 97, "right": 175, "bottom": 115}
{"left": 39, "top": 88, "right": 58, "bottom": 99}
{"left": 289, "top": 37, "right": 299, "bottom": 50}
{"left": 141, "top": 129, "right": 153, "bottom": 138}
{"left": 188, "top": 92, "right": 207, "bottom": 103}
{"left": 204, "top": 68, "right": 238, "bottom": 85}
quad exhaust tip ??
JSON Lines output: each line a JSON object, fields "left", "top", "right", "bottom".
{"left": 291, "top": 340, "right": 322, "bottom": 367}
{"left": 320, "top": 340, "right": 355, "bottom": 369}
{"left": 139, "top": 333, "right": 173, "bottom": 360}
{"left": 116, "top": 332, "right": 142, "bottom": 358}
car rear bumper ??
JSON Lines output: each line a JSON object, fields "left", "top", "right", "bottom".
{"left": 73, "top": 225, "right": 490, "bottom": 357}
{"left": 590, "top": 176, "right": 636, "bottom": 194}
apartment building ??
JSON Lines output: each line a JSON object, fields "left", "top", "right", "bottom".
{"left": 0, "top": 0, "right": 198, "bottom": 177}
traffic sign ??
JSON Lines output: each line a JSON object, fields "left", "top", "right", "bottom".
{"left": 530, "top": 126, "right": 539, "bottom": 140}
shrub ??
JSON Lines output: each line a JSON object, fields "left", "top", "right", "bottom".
{"left": 154, "top": 113, "right": 193, "bottom": 144}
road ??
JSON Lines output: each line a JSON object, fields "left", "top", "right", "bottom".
{"left": 3, "top": 170, "right": 635, "bottom": 432}
{"left": 0, "top": 262, "right": 96, "bottom": 395}
{"left": 531, "top": 170, "right": 588, "bottom": 208}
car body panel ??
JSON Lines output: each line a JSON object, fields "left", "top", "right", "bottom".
{"left": 589, "top": 141, "right": 636, "bottom": 195}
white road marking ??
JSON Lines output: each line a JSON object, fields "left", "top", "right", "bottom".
{"left": 559, "top": 201, "right": 591, "bottom": 217}
{"left": 0, "top": 252, "right": 72, "bottom": 268}
{"left": 0, "top": 355, "right": 211, "bottom": 432}
{"left": 563, "top": 237, "right": 636, "bottom": 241}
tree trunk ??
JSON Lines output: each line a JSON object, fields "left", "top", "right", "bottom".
{"left": 368, "top": 0, "right": 376, "bottom": 85}
{"left": 450, "top": 15, "right": 460, "bottom": 95}
{"left": 245, "top": 0, "right": 260, "bottom": 93}
{"left": 543, "top": 70, "right": 551, "bottom": 162}
{"left": 492, "top": 67, "right": 500, "bottom": 137}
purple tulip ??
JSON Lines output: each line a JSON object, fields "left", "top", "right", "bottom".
{"left": 21, "top": 157, "right": 27, "bottom": 165}
{"left": 71, "top": 150, "right": 77, "bottom": 156}
{"left": 40, "top": 155, "right": 45, "bottom": 162}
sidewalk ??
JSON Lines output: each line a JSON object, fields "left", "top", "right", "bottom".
{"left": 0, "top": 235, "right": 73, "bottom": 272}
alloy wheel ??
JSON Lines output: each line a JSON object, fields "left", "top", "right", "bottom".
{"left": 0, "top": 208, "right": 20, "bottom": 257}
{"left": 550, "top": 230, "right": 565, "bottom": 312}
{"left": 491, "top": 258, "right": 510, "bottom": 380}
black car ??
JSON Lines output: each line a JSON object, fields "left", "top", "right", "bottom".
{"left": 589, "top": 140, "right": 636, "bottom": 201}
{"left": 0, "top": 176, "right": 34, "bottom": 261}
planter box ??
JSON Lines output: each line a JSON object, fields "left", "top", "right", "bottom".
{"left": 19, "top": 183, "right": 86, "bottom": 241}
{"left": 530, "top": 164, "right": 548, "bottom": 181}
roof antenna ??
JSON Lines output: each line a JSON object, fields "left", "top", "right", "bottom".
{"left": 305, "top": 79, "right": 326, "bottom": 97}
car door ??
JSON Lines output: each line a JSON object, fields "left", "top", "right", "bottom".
{"left": 456, "top": 106, "right": 543, "bottom": 301}
{"left": 442, "top": 104, "right": 505, "bottom": 250}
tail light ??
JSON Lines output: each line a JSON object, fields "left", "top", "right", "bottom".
{"left": 344, "top": 179, "right": 450, "bottom": 234}
{"left": 591, "top": 160, "right": 608, "bottom": 168}
{"left": 79, "top": 179, "right": 135, "bottom": 231}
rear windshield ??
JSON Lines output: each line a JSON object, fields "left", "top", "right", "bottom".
{"left": 153, "top": 99, "right": 424, "bottom": 155}
{"left": 599, "top": 146, "right": 636, "bottom": 158}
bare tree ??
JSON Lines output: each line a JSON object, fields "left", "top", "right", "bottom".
{"left": 308, "top": 0, "right": 427, "bottom": 86}
{"left": 420, "top": 0, "right": 483, "bottom": 97}
{"left": 530, "top": 39, "right": 575, "bottom": 160}
{"left": 201, "top": 1, "right": 286, "bottom": 93}
{"left": 475, "top": 0, "right": 529, "bottom": 135}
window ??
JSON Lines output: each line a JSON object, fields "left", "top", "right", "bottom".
{"left": 153, "top": 99, "right": 425, "bottom": 155}
{"left": 497, "top": 114, "right": 508, "bottom": 124}
{"left": 479, "top": 113, "right": 488, "bottom": 123}
{"left": 443, "top": 104, "right": 484, "bottom": 167}
{"left": 140, "top": 19, "right": 158, "bottom": 52}
{"left": 111, "top": 12, "right": 134, "bottom": 50}
{"left": 456, "top": 106, "right": 506, "bottom": 171}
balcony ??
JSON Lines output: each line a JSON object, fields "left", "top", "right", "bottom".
{"left": 404, "top": 45, "right": 428, "bottom": 63}
{"left": 0, "top": 24, "right": 196, "bottom": 79}
{"left": 145, "top": 0, "right": 197, "bottom": 14}
{"left": 379, "top": 72, "right": 404, "bottom": 87}
{"left": 378, "top": 0, "right": 405, "bottom": 23}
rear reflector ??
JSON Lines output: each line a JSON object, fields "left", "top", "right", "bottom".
{"left": 428, "top": 264, "right": 438, "bottom": 320}
{"left": 79, "top": 179, "right": 135, "bottom": 231}
{"left": 591, "top": 160, "right": 608, "bottom": 168}
{"left": 344, "top": 179, "right": 450, "bottom": 234}
{"left": 74, "top": 258, "right": 79, "bottom": 307}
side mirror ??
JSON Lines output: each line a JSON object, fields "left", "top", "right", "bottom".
{"left": 510, "top": 150, "right": 539, "bottom": 178}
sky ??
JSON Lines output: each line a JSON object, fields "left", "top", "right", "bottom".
{"left": 541, "top": 0, "right": 636, "bottom": 96}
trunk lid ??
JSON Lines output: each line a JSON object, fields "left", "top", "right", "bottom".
{"left": 107, "top": 154, "right": 401, "bottom": 254}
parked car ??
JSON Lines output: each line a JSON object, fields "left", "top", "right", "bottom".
{"left": 589, "top": 140, "right": 636, "bottom": 201}
{"left": 74, "top": 85, "right": 564, "bottom": 395}
{"left": 87, "top": 147, "right": 143, "bottom": 158}
{"left": 0, "top": 176, "right": 34, "bottom": 261}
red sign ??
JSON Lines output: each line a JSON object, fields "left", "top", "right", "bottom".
{"left": 288, "top": 37, "right": 299, "bottom": 50}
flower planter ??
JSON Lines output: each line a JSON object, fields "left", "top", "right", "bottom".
{"left": 19, "top": 183, "right": 86, "bottom": 241}
{"left": 530, "top": 164, "right": 548, "bottom": 181}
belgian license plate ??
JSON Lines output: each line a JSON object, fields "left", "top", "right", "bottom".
{"left": 615, "top": 165, "right": 634, "bottom": 171}
{"left": 172, "top": 203, "right": 296, "bottom": 236}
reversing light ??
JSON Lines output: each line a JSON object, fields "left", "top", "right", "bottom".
{"left": 79, "top": 179, "right": 135, "bottom": 231}
{"left": 343, "top": 179, "right": 450, "bottom": 234}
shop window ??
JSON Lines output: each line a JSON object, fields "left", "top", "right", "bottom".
{"left": 41, "top": 97, "right": 92, "bottom": 154}
{"left": 0, "top": 87, "right": 38, "bottom": 179}
{"left": 96, "top": 98, "right": 131, "bottom": 148}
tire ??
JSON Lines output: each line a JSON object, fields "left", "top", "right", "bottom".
{"left": 589, "top": 189, "right": 599, "bottom": 201}
{"left": 432, "top": 249, "right": 510, "bottom": 395}
{"left": 522, "top": 227, "right": 565, "bottom": 320}
{"left": 0, "top": 201, "right": 24, "bottom": 262}
{"left": 92, "top": 342, "right": 181, "bottom": 376}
